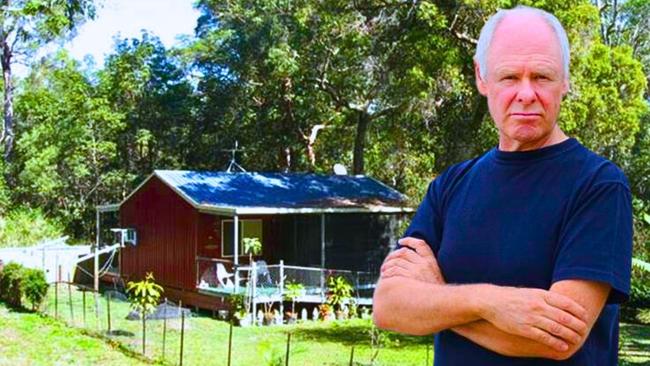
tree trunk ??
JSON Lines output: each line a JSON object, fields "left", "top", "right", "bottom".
{"left": 352, "top": 111, "right": 370, "bottom": 175}
{"left": 1, "top": 38, "right": 13, "bottom": 163}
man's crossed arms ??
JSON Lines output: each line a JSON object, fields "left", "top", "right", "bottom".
{"left": 372, "top": 237, "right": 611, "bottom": 361}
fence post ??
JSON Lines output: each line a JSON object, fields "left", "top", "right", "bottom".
{"left": 142, "top": 309, "right": 147, "bottom": 356}
{"left": 82, "top": 289, "right": 86, "bottom": 327}
{"left": 285, "top": 332, "right": 291, "bottom": 366}
{"left": 54, "top": 280, "right": 59, "bottom": 319}
{"left": 179, "top": 310, "right": 185, "bottom": 366}
{"left": 106, "top": 292, "right": 111, "bottom": 334}
{"left": 251, "top": 262, "right": 257, "bottom": 326}
{"left": 67, "top": 273, "right": 74, "bottom": 325}
{"left": 227, "top": 321, "right": 233, "bottom": 366}
{"left": 162, "top": 298, "right": 167, "bottom": 361}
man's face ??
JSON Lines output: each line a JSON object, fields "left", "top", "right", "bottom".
{"left": 476, "top": 14, "right": 569, "bottom": 151}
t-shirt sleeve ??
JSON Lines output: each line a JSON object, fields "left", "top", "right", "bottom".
{"left": 552, "top": 181, "right": 633, "bottom": 304}
{"left": 400, "top": 178, "right": 445, "bottom": 255}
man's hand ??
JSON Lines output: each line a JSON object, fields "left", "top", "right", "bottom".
{"left": 380, "top": 237, "right": 445, "bottom": 284}
{"left": 477, "top": 285, "right": 589, "bottom": 352}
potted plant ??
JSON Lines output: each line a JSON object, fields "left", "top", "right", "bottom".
{"left": 318, "top": 303, "right": 333, "bottom": 321}
{"left": 283, "top": 280, "right": 305, "bottom": 324}
{"left": 242, "top": 237, "right": 262, "bottom": 322}
{"left": 242, "top": 237, "right": 262, "bottom": 265}
{"left": 326, "top": 275, "right": 353, "bottom": 320}
{"left": 262, "top": 298, "right": 275, "bottom": 325}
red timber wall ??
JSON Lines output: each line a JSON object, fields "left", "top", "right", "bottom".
{"left": 119, "top": 177, "right": 200, "bottom": 300}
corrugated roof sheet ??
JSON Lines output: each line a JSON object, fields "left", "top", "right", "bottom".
{"left": 155, "top": 170, "right": 408, "bottom": 209}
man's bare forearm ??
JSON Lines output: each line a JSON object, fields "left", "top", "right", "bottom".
{"left": 451, "top": 280, "right": 610, "bottom": 360}
{"left": 452, "top": 320, "right": 568, "bottom": 360}
{"left": 372, "top": 276, "right": 488, "bottom": 335}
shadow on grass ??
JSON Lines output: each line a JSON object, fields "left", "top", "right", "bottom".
{"left": 107, "top": 329, "right": 135, "bottom": 337}
{"left": 290, "top": 321, "right": 432, "bottom": 347}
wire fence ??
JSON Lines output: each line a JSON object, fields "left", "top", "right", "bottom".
{"left": 33, "top": 277, "right": 434, "bottom": 366}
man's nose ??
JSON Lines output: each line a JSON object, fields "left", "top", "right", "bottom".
{"left": 515, "top": 79, "right": 537, "bottom": 104}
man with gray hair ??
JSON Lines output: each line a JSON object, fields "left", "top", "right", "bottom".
{"left": 373, "top": 5, "right": 632, "bottom": 365}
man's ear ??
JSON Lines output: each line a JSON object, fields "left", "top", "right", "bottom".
{"left": 475, "top": 60, "right": 488, "bottom": 96}
{"left": 562, "top": 77, "right": 570, "bottom": 96}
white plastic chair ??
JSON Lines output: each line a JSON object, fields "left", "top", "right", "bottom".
{"left": 216, "top": 263, "right": 235, "bottom": 289}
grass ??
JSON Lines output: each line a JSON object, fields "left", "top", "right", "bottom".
{"left": 0, "top": 304, "right": 153, "bottom": 366}
{"left": 0, "top": 284, "right": 648, "bottom": 365}
{"left": 38, "top": 285, "right": 432, "bottom": 366}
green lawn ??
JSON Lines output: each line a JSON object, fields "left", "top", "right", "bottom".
{"left": 0, "top": 285, "right": 648, "bottom": 366}
{"left": 37, "top": 285, "right": 432, "bottom": 366}
{"left": 0, "top": 305, "right": 152, "bottom": 366}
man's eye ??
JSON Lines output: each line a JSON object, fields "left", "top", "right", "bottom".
{"left": 501, "top": 75, "right": 516, "bottom": 81}
{"left": 535, "top": 75, "right": 550, "bottom": 80}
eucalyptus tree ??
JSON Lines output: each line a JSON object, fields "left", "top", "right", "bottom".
{"left": 98, "top": 32, "right": 197, "bottom": 181}
{"left": 13, "top": 52, "right": 123, "bottom": 238}
{"left": 0, "top": 0, "right": 95, "bottom": 163}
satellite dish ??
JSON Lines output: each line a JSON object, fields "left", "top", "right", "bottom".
{"left": 333, "top": 163, "right": 348, "bottom": 175}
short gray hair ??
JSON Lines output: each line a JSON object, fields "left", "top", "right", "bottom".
{"left": 474, "top": 6, "right": 570, "bottom": 81}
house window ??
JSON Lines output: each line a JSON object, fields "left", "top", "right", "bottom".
{"left": 221, "top": 219, "right": 263, "bottom": 258}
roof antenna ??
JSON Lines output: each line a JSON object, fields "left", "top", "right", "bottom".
{"left": 222, "top": 140, "right": 247, "bottom": 173}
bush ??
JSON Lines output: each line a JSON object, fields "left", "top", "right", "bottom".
{"left": 22, "top": 268, "right": 49, "bottom": 311}
{"left": 0, "top": 262, "right": 49, "bottom": 310}
{"left": 0, "top": 262, "right": 25, "bottom": 307}
{"left": 629, "top": 270, "right": 650, "bottom": 309}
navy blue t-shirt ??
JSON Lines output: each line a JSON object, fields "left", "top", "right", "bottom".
{"left": 403, "top": 138, "right": 632, "bottom": 365}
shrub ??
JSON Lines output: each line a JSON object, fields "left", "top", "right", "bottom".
{"left": 22, "top": 268, "right": 49, "bottom": 311}
{"left": 0, "top": 262, "right": 25, "bottom": 307}
{"left": 0, "top": 262, "right": 48, "bottom": 310}
{"left": 126, "top": 272, "right": 163, "bottom": 317}
{"left": 629, "top": 271, "right": 650, "bottom": 309}
{"left": 326, "top": 275, "right": 353, "bottom": 313}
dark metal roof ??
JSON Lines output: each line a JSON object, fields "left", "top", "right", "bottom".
{"left": 154, "top": 170, "right": 409, "bottom": 210}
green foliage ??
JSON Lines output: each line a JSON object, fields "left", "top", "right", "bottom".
{"left": 0, "top": 0, "right": 96, "bottom": 161}
{"left": 284, "top": 281, "right": 305, "bottom": 302}
{"left": 227, "top": 293, "right": 247, "bottom": 319}
{"left": 0, "top": 262, "right": 48, "bottom": 310}
{"left": 326, "top": 275, "right": 353, "bottom": 312}
{"left": 0, "top": 262, "right": 25, "bottom": 307}
{"left": 284, "top": 280, "right": 305, "bottom": 315}
{"left": 126, "top": 272, "right": 163, "bottom": 317}
{"left": 14, "top": 51, "right": 125, "bottom": 238}
{"left": 0, "top": 207, "right": 62, "bottom": 248}
{"left": 21, "top": 268, "right": 49, "bottom": 311}
{"left": 1, "top": 0, "right": 647, "bottom": 252}
{"left": 255, "top": 338, "right": 285, "bottom": 366}
{"left": 243, "top": 237, "right": 262, "bottom": 256}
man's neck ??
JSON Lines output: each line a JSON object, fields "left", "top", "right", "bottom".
{"left": 499, "top": 127, "right": 568, "bottom": 152}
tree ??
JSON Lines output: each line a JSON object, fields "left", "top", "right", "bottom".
{"left": 189, "top": 0, "right": 487, "bottom": 194}
{"left": 99, "top": 32, "right": 197, "bottom": 179}
{"left": 126, "top": 272, "right": 163, "bottom": 356}
{"left": 13, "top": 51, "right": 124, "bottom": 238}
{"left": 0, "top": 0, "right": 95, "bottom": 163}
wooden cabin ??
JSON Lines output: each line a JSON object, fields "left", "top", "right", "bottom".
{"left": 97, "top": 170, "right": 412, "bottom": 310}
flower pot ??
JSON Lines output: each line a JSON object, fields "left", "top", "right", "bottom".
{"left": 263, "top": 312, "right": 275, "bottom": 326}
{"left": 236, "top": 313, "right": 252, "bottom": 327}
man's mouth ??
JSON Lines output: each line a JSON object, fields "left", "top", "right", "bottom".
{"left": 511, "top": 113, "right": 542, "bottom": 117}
